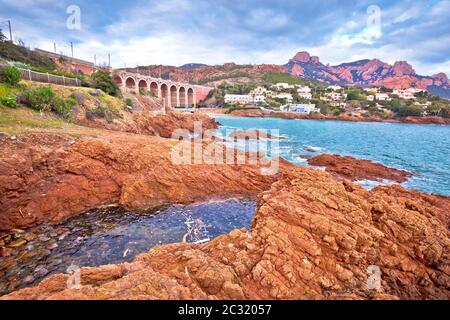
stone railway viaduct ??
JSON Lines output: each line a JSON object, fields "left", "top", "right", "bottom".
{"left": 112, "top": 71, "right": 212, "bottom": 109}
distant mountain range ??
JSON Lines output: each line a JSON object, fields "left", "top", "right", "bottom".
{"left": 285, "top": 51, "right": 450, "bottom": 98}
{"left": 123, "top": 51, "right": 450, "bottom": 98}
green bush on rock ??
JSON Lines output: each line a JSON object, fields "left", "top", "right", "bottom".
{"left": 1, "top": 66, "right": 21, "bottom": 86}
{"left": 0, "top": 95, "right": 18, "bottom": 108}
{"left": 22, "top": 86, "right": 55, "bottom": 112}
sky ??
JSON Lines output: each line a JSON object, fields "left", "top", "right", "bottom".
{"left": 0, "top": 0, "right": 449, "bottom": 77}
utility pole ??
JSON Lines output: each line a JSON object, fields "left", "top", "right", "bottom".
{"left": 6, "top": 20, "right": 13, "bottom": 43}
{"left": 70, "top": 42, "right": 73, "bottom": 57}
{"left": 94, "top": 55, "right": 97, "bottom": 66}
{"left": 108, "top": 53, "right": 111, "bottom": 68}
{"left": 54, "top": 43, "right": 57, "bottom": 54}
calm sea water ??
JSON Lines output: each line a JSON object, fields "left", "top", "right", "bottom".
{"left": 215, "top": 116, "right": 450, "bottom": 196}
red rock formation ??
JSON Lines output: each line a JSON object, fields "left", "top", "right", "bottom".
{"left": 307, "top": 154, "right": 413, "bottom": 183}
{"left": 286, "top": 51, "right": 450, "bottom": 94}
{"left": 392, "top": 61, "right": 415, "bottom": 76}
{"left": 0, "top": 131, "right": 283, "bottom": 231}
{"left": 134, "top": 112, "right": 219, "bottom": 138}
{"left": 2, "top": 168, "right": 449, "bottom": 300}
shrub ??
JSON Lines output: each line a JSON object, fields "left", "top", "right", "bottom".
{"left": 91, "top": 71, "right": 120, "bottom": 97}
{"left": 125, "top": 98, "right": 133, "bottom": 107}
{"left": 1, "top": 66, "right": 21, "bottom": 86}
{"left": 0, "top": 95, "right": 18, "bottom": 108}
{"left": 93, "top": 104, "right": 107, "bottom": 117}
{"left": 50, "top": 96, "right": 72, "bottom": 118}
{"left": 22, "top": 86, "right": 55, "bottom": 112}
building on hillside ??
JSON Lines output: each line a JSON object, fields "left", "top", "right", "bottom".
{"left": 250, "top": 86, "right": 269, "bottom": 95}
{"left": 375, "top": 93, "right": 392, "bottom": 101}
{"left": 251, "top": 93, "right": 266, "bottom": 103}
{"left": 298, "top": 92, "right": 313, "bottom": 100}
{"left": 33, "top": 49, "right": 97, "bottom": 75}
{"left": 327, "top": 85, "right": 342, "bottom": 91}
{"left": 224, "top": 94, "right": 253, "bottom": 104}
{"left": 393, "top": 89, "right": 416, "bottom": 100}
{"left": 325, "top": 92, "right": 347, "bottom": 101}
{"left": 274, "top": 93, "right": 294, "bottom": 102}
{"left": 364, "top": 87, "right": 380, "bottom": 93}
{"left": 367, "top": 95, "right": 375, "bottom": 101}
{"left": 275, "top": 83, "right": 295, "bottom": 90}
{"left": 297, "top": 85, "right": 312, "bottom": 94}
{"left": 280, "top": 104, "right": 318, "bottom": 114}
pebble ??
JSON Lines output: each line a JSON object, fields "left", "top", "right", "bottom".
{"left": 23, "top": 275, "right": 35, "bottom": 284}
{"left": 24, "top": 233, "right": 37, "bottom": 242}
{"left": 8, "top": 239, "right": 27, "bottom": 248}
{"left": 38, "top": 235, "right": 51, "bottom": 242}
{"left": 47, "top": 242, "right": 59, "bottom": 250}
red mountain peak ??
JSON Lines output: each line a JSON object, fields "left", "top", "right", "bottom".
{"left": 393, "top": 61, "right": 415, "bottom": 76}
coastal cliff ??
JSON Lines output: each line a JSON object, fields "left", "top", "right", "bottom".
{"left": 0, "top": 131, "right": 281, "bottom": 231}
{"left": 2, "top": 165, "right": 449, "bottom": 300}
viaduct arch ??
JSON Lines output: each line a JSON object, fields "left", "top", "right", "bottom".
{"left": 112, "top": 71, "right": 212, "bottom": 109}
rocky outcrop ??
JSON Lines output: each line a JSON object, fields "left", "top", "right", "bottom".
{"left": 0, "top": 131, "right": 282, "bottom": 231}
{"left": 134, "top": 112, "right": 220, "bottom": 138}
{"left": 308, "top": 154, "right": 413, "bottom": 183}
{"left": 2, "top": 167, "right": 449, "bottom": 300}
{"left": 285, "top": 51, "right": 450, "bottom": 97}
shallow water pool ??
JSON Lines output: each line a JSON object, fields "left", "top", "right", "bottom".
{"left": 0, "top": 198, "right": 256, "bottom": 295}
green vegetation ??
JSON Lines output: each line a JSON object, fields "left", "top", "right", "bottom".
{"left": 197, "top": 72, "right": 252, "bottom": 85}
{"left": 1, "top": 66, "right": 21, "bottom": 86}
{"left": 50, "top": 96, "right": 75, "bottom": 118}
{"left": 21, "top": 86, "right": 55, "bottom": 112}
{"left": 0, "top": 95, "right": 18, "bottom": 108}
{"left": 0, "top": 31, "right": 56, "bottom": 70}
{"left": 91, "top": 70, "right": 120, "bottom": 97}
{"left": 263, "top": 72, "right": 305, "bottom": 85}
{"left": 125, "top": 98, "right": 133, "bottom": 107}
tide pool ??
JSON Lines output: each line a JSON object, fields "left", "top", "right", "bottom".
{"left": 215, "top": 116, "right": 450, "bottom": 196}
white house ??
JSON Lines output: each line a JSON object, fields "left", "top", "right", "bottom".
{"left": 326, "top": 92, "right": 347, "bottom": 101}
{"left": 275, "top": 83, "right": 294, "bottom": 90}
{"left": 250, "top": 86, "right": 269, "bottom": 95}
{"left": 298, "top": 92, "right": 313, "bottom": 100}
{"left": 280, "top": 104, "right": 318, "bottom": 114}
{"left": 274, "top": 93, "right": 294, "bottom": 102}
{"left": 393, "top": 89, "right": 416, "bottom": 100}
{"left": 297, "top": 85, "right": 312, "bottom": 94}
{"left": 375, "top": 93, "right": 392, "bottom": 101}
{"left": 327, "top": 85, "right": 342, "bottom": 91}
{"left": 224, "top": 94, "right": 253, "bottom": 104}
{"left": 364, "top": 87, "right": 380, "bottom": 93}
{"left": 251, "top": 93, "right": 266, "bottom": 103}
{"left": 367, "top": 95, "right": 375, "bottom": 101}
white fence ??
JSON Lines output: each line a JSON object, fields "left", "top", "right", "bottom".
{"left": 16, "top": 68, "right": 81, "bottom": 87}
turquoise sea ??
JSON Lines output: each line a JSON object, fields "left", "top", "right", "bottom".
{"left": 215, "top": 116, "right": 450, "bottom": 196}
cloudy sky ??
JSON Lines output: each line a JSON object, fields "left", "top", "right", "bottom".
{"left": 0, "top": 0, "right": 449, "bottom": 76}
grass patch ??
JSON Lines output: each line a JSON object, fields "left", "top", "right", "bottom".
{"left": 0, "top": 105, "right": 67, "bottom": 129}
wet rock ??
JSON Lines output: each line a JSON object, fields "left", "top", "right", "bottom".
{"left": 308, "top": 154, "right": 413, "bottom": 182}
{"left": 2, "top": 168, "right": 449, "bottom": 300}
{"left": 23, "top": 233, "right": 37, "bottom": 242}
{"left": 7, "top": 239, "right": 27, "bottom": 248}
{"left": 38, "top": 235, "right": 51, "bottom": 242}
{"left": 47, "top": 242, "right": 58, "bottom": 250}
{"left": 0, "top": 247, "right": 14, "bottom": 257}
